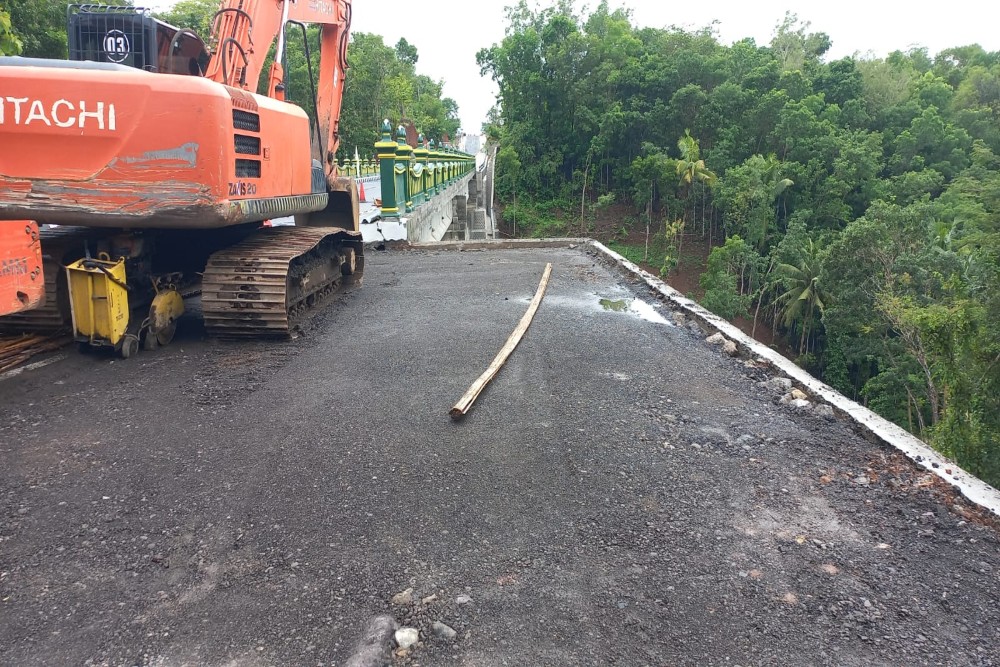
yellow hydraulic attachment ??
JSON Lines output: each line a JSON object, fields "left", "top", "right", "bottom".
{"left": 143, "top": 282, "right": 184, "bottom": 351}
{"left": 66, "top": 255, "right": 135, "bottom": 357}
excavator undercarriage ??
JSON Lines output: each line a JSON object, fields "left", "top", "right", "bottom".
{"left": 0, "top": 223, "right": 363, "bottom": 353}
{"left": 202, "top": 226, "right": 363, "bottom": 338}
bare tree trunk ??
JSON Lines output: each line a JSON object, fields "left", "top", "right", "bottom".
{"left": 752, "top": 258, "right": 775, "bottom": 339}
{"left": 709, "top": 207, "right": 714, "bottom": 248}
{"left": 905, "top": 386, "right": 928, "bottom": 435}
{"left": 886, "top": 306, "right": 941, "bottom": 426}
{"left": 580, "top": 157, "right": 591, "bottom": 236}
{"left": 644, "top": 184, "right": 652, "bottom": 263}
{"left": 701, "top": 185, "right": 707, "bottom": 237}
{"left": 676, "top": 222, "right": 684, "bottom": 275}
{"left": 751, "top": 294, "right": 764, "bottom": 339}
{"left": 917, "top": 349, "right": 940, "bottom": 426}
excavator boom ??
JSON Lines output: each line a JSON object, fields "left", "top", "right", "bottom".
{"left": 207, "top": 0, "right": 352, "bottom": 176}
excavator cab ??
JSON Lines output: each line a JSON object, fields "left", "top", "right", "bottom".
{"left": 68, "top": 4, "right": 210, "bottom": 76}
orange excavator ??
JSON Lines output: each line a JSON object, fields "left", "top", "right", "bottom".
{"left": 0, "top": 1, "right": 362, "bottom": 356}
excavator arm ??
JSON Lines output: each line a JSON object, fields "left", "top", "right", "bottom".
{"left": 204, "top": 0, "right": 352, "bottom": 188}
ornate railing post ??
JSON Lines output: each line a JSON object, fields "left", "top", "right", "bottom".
{"left": 411, "top": 133, "right": 428, "bottom": 207}
{"left": 429, "top": 139, "right": 440, "bottom": 194}
{"left": 419, "top": 134, "right": 432, "bottom": 197}
{"left": 394, "top": 124, "right": 413, "bottom": 212}
{"left": 375, "top": 119, "right": 399, "bottom": 217}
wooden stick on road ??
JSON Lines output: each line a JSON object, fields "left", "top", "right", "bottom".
{"left": 0, "top": 334, "right": 71, "bottom": 373}
{"left": 449, "top": 262, "right": 553, "bottom": 420}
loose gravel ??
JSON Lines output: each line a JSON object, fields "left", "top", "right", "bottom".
{"left": 0, "top": 247, "right": 997, "bottom": 667}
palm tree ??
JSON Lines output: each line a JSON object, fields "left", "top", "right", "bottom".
{"left": 775, "top": 238, "right": 827, "bottom": 355}
{"left": 738, "top": 154, "right": 793, "bottom": 251}
{"left": 676, "top": 130, "right": 717, "bottom": 195}
{"left": 760, "top": 156, "right": 794, "bottom": 249}
{"left": 675, "top": 130, "right": 716, "bottom": 260}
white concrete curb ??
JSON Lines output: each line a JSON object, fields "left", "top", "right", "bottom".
{"left": 587, "top": 239, "right": 1000, "bottom": 518}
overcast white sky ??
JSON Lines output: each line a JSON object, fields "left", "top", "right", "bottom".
{"left": 144, "top": 0, "right": 1000, "bottom": 133}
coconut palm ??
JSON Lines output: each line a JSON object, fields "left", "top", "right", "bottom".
{"left": 760, "top": 156, "right": 794, "bottom": 249}
{"left": 676, "top": 130, "right": 717, "bottom": 194}
{"left": 775, "top": 238, "right": 827, "bottom": 355}
{"left": 675, "top": 130, "right": 716, "bottom": 260}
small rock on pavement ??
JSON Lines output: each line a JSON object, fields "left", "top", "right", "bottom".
{"left": 790, "top": 388, "right": 808, "bottom": 400}
{"left": 394, "top": 627, "right": 419, "bottom": 649}
{"left": 790, "top": 398, "right": 811, "bottom": 409}
{"left": 763, "top": 377, "right": 793, "bottom": 393}
{"left": 722, "top": 340, "right": 738, "bottom": 356}
{"left": 343, "top": 615, "right": 397, "bottom": 667}
{"left": 421, "top": 593, "right": 438, "bottom": 605}
{"left": 706, "top": 332, "right": 726, "bottom": 346}
{"left": 672, "top": 312, "right": 687, "bottom": 326}
{"left": 455, "top": 594, "right": 473, "bottom": 605}
{"left": 814, "top": 404, "right": 835, "bottom": 420}
{"left": 391, "top": 588, "right": 413, "bottom": 606}
{"left": 432, "top": 621, "right": 458, "bottom": 640}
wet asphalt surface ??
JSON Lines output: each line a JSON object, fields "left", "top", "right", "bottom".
{"left": 1, "top": 246, "right": 998, "bottom": 667}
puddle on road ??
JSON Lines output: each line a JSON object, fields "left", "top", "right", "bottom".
{"left": 600, "top": 298, "right": 628, "bottom": 312}
{"left": 527, "top": 293, "right": 673, "bottom": 325}
{"left": 599, "top": 297, "right": 671, "bottom": 325}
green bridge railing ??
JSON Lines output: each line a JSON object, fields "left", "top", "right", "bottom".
{"left": 370, "top": 119, "right": 476, "bottom": 218}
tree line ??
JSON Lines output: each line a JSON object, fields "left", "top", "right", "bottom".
{"left": 0, "top": 0, "right": 460, "bottom": 157}
{"left": 478, "top": 0, "right": 1000, "bottom": 487}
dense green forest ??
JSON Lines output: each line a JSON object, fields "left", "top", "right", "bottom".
{"left": 0, "top": 0, "right": 460, "bottom": 157}
{"left": 478, "top": 1, "right": 1000, "bottom": 486}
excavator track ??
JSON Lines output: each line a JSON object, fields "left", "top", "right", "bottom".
{"left": 201, "top": 226, "right": 363, "bottom": 338}
{"left": 0, "top": 226, "right": 99, "bottom": 334}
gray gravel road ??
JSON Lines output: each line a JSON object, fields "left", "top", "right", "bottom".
{"left": 1, "top": 247, "right": 998, "bottom": 667}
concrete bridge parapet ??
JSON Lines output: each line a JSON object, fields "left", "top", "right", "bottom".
{"left": 371, "top": 119, "right": 486, "bottom": 242}
{"left": 403, "top": 172, "right": 476, "bottom": 242}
